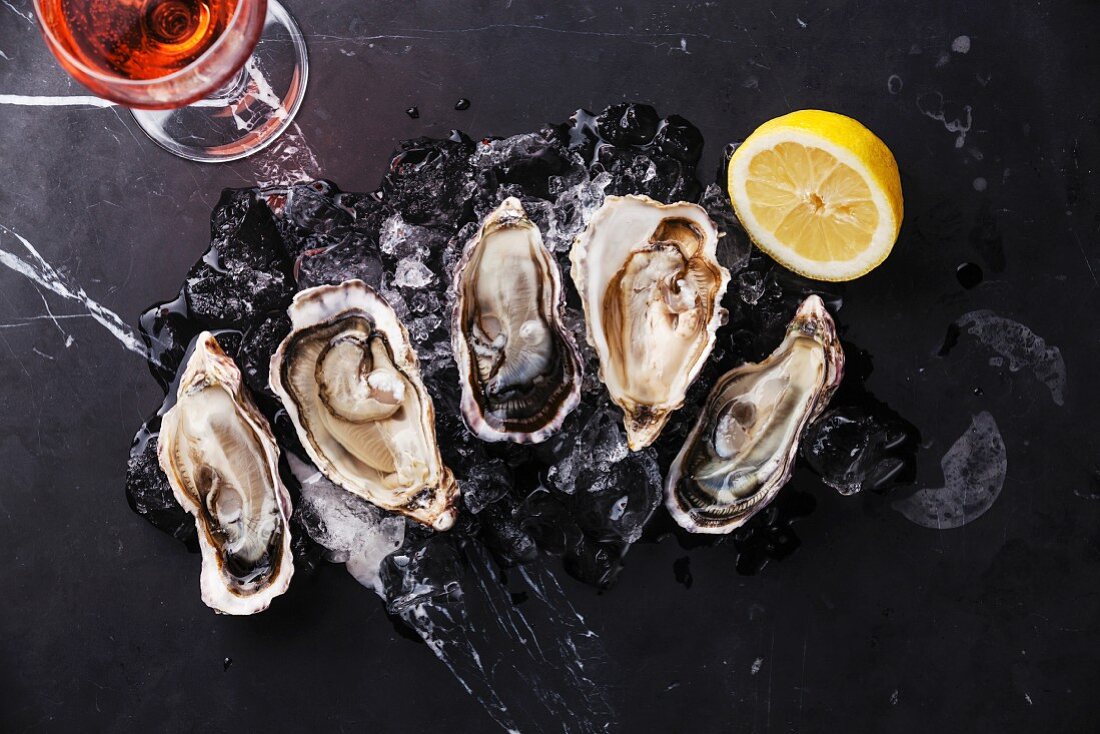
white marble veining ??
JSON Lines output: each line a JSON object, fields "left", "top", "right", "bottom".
{"left": 0, "top": 223, "right": 161, "bottom": 365}
{"left": 0, "top": 94, "right": 115, "bottom": 107}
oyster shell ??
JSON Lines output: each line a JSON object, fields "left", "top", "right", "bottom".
{"left": 570, "top": 194, "right": 730, "bottom": 450}
{"left": 665, "top": 295, "right": 845, "bottom": 534}
{"left": 269, "top": 280, "right": 459, "bottom": 530}
{"left": 157, "top": 332, "right": 294, "bottom": 615}
{"left": 452, "top": 197, "right": 583, "bottom": 443}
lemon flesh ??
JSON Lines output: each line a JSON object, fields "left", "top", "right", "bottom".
{"left": 728, "top": 110, "right": 903, "bottom": 281}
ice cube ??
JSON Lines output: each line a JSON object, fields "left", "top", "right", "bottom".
{"left": 393, "top": 258, "right": 434, "bottom": 289}
{"left": 292, "top": 456, "right": 406, "bottom": 597}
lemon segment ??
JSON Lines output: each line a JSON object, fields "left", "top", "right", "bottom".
{"left": 727, "top": 110, "right": 903, "bottom": 281}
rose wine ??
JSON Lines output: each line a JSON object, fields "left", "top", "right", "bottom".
{"left": 37, "top": 0, "right": 248, "bottom": 81}
{"left": 34, "top": 0, "right": 307, "bottom": 161}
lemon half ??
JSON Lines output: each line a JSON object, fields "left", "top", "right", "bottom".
{"left": 727, "top": 110, "right": 903, "bottom": 281}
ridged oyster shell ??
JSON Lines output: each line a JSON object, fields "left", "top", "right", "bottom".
{"left": 269, "top": 280, "right": 459, "bottom": 530}
{"left": 157, "top": 332, "right": 294, "bottom": 615}
{"left": 665, "top": 295, "right": 844, "bottom": 534}
{"left": 570, "top": 194, "right": 730, "bottom": 450}
{"left": 452, "top": 197, "right": 583, "bottom": 443}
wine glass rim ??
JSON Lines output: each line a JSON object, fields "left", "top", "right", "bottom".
{"left": 32, "top": 0, "right": 261, "bottom": 92}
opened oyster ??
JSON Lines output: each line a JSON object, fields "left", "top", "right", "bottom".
{"left": 666, "top": 295, "right": 845, "bottom": 534}
{"left": 571, "top": 194, "right": 730, "bottom": 450}
{"left": 452, "top": 197, "right": 583, "bottom": 443}
{"left": 269, "top": 280, "right": 459, "bottom": 530}
{"left": 157, "top": 332, "right": 294, "bottom": 615}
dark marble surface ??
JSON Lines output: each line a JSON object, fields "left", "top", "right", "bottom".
{"left": 1, "top": 1, "right": 1098, "bottom": 731}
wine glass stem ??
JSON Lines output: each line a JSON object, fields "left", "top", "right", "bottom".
{"left": 210, "top": 65, "right": 251, "bottom": 102}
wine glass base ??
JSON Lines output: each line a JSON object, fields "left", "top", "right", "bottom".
{"left": 130, "top": 0, "right": 309, "bottom": 163}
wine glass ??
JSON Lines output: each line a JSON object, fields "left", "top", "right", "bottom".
{"left": 34, "top": 0, "right": 309, "bottom": 163}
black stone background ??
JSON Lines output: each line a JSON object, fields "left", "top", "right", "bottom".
{"left": 1, "top": 0, "right": 1098, "bottom": 731}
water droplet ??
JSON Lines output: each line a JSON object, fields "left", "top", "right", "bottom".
{"left": 405, "top": 106, "right": 420, "bottom": 119}
{"left": 454, "top": 98, "right": 471, "bottom": 111}
{"left": 223, "top": 657, "right": 233, "bottom": 671}
{"left": 973, "top": 177, "right": 987, "bottom": 192}
{"left": 956, "top": 262, "right": 984, "bottom": 289}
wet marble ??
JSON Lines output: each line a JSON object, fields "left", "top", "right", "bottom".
{"left": 1, "top": 1, "right": 1099, "bottom": 732}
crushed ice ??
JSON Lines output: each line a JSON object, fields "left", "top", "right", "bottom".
{"left": 290, "top": 455, "right": 405, "bottom": 596}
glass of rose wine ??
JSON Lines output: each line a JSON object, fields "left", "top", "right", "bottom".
{"left": 34, "top": 0, "right": 308, "bottom": 162}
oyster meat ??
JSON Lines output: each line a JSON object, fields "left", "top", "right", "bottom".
{"left": 452, "top": 197, "right": 583, "bottom": 443}
{"left": 269, "top": 280, "right": 460, "bottom": 530}
{"left": 157, "top": 332, "right": 294, "bottom": 615}
{"left": 666, "top": 295, "right": 845, "bottom": 534}
{"left": 570, "top": 194, "right": 730, "bottom": 450}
